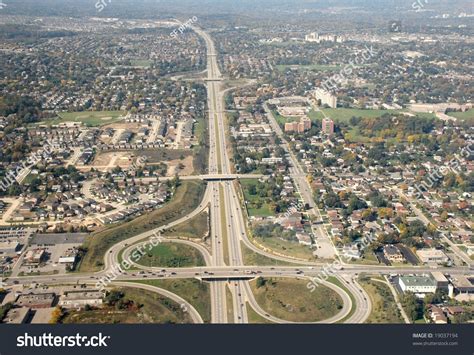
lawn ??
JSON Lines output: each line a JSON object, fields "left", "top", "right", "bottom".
{"left": 220, "top": 186, "right": 230, "bottom": 265}
{"left": 135, "top": 279, "right": 211, "bottom": 323}
{"left": 250, "top": 277, "right": 343, "bottom": 322}
{"left": 44, "top": 111, "right": 125, "bottom": 127}
{"left": 246, "top": 303, "right": 274, "bottom": 324}
{"left": 241, "top": 242, "right": 298, "bottom": 266}
{"left": 226, "top": 285, "right": 234, "bottom": 322}
{"left": 163, "top": 210, "right": 209, "bottom": 240}
{"left": 240, "top": 179, "right": 275, "bottom": 217}
{"left": 359, "top": 277, "right": 404, "bottom": 324}
{"left": 135, "top": 243, "right": 205, "bottom": 268}
{"left": 327, "top": 276, "right": 356, "bottom": 323}
{"left": 62, "top": 286, "right": 192, "bottom": 324}
{"left": 447, "top": 109, "right": 474, "bottom": 121}
{"left": 79, "top": 180, "right": 206, "bottom": 272}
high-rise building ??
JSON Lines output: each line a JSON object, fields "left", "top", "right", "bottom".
{"left": 313, "top": 88, "right": 337, "bottom": 108}
{"left": 285, "top": 117, "right": 312, "bottom": 133}
{"left": 299, "top": 117, "right": 312, "bottom": 132}
{"left": 322, "top": 118, "right": 334, "bottom": 135}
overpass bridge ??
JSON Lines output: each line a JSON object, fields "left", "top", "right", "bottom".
{"left": 117, "top": 174, "right": 266, "bottom": 183}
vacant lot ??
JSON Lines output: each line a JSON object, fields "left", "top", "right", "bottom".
{"left": 250, "top": 277, "right": 343, "bottom": 322}
{"left": 62, "top": 287, "right": 192, "bottom": 324}
{"left": 254, "top": 235, "right": 315, "bottom": 260}
{"left": 136, "top": 243, "right": 206, "bottom": 268}
{"left": 91, "top": 151, "right": 134, "bottom": 170}
{"left": 136, "top": 279, "right": 211, "bottom": 323}
{"left": 79, "top": 180, "right": 206, "bottom": 272}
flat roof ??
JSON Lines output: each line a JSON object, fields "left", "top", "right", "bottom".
{"left": 431, "top": 272, "right": 449, "bottom": 283}
{"left": 416, "top": 249, "right": 447, "bottom": 257}
{"left": 451, "top": 275, "right": 474, "bottom": 289}
{"left": 400, "top": 275, "right": 436, "bottom": 287}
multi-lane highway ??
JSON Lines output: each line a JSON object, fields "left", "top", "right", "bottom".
{"left": 5, "top": 22, "right": 472, "bottom": 325}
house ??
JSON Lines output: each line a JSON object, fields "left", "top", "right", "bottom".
{"left": 427, "top": 305, "right": 447, "bottom": 324}
{"left": 296, "top": 232, "right": 312, "bottom": 246}
{"left": 341, "top": 245, "right": 362, "bottom": 259}
{"left": 281, "top": 215, "right": 303, "bottom": 230}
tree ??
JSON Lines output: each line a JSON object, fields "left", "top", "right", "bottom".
{"left": 256, "top": 277, "right": 266, "bottom": 289}
{"left": 401, "top": 292, "right": 423, "bottom": 322}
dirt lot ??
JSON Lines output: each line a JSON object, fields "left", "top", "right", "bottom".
{"left": 165, "top": 156, "right": 194, "bottom": 176}
{"left": 91, "top": 152, "right": 134, "bottom": 171}
{"left": 102, "top": 122, "right": 142, "bottom": 131}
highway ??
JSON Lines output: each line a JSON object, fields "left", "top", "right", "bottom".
{"left": 5, "top": 23, "right": 473, "bottom": 325}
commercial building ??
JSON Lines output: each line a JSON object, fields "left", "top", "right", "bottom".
{"left": 416, "top": 248, "right": 449, "bottom": 264}
{"left": 24, "top": 249, "right": 46, "bottom": 265}
{"left": 59, "top": 290, "right": 104, "bottom": 309}
{"left": 450, "top": 275, "right": 474, "bottom": 295}
{"left": 15, "top": 293, "right": 56, "bottom": 309}
{"left": 0, "top": 240, "right": 20, "bottom": 255}
{"left": 2, "top": 307, "right": 30, "bottom": 324}
{"left": 398, "top": 275, "right": 437, "bottom": 295}
{"left": 431, "top": 272, "right": 449, "bottom": 290}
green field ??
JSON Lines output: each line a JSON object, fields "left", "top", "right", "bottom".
{"left": 62, "top": 287, "right": 192, "bottom": 324}
{"left": 79, "top": 180, "right": 206, "bottom": 272}
{"left": 163, "top": 210, "right": 209, "bottom": 240}
{"left": 241, "top": 179, "right": 275, "bottom": 217}
{"left": 135, "top": 243, "right": 205, "bottom": 268}
{"left": 276, "top": 64, "right": 342, "bottom": 73}
{"left": 250, "top": 277, "right": 343, "bottom": 322}
{"left": 447, "top": 109, "right": 474, "bottom": 121}
{"left": 241, "top": 242, "right": 298, "bottom": 266}
{"left": 275, "top": 107, "right": 436, "bottom": 126}
{"left": 308, "top": 108, "right": 404, "bottom": 123}
{"left": 359, "top": 277, "right": 404, "bottom": 324}
{"left": 130, "top": 59, "right": 153, "bottom": 67}
{"left": 43, "top": 111, "right": 125, "bottom": 127}
{"left": 136, "top": 279, "right": 211, "bottom": 323}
